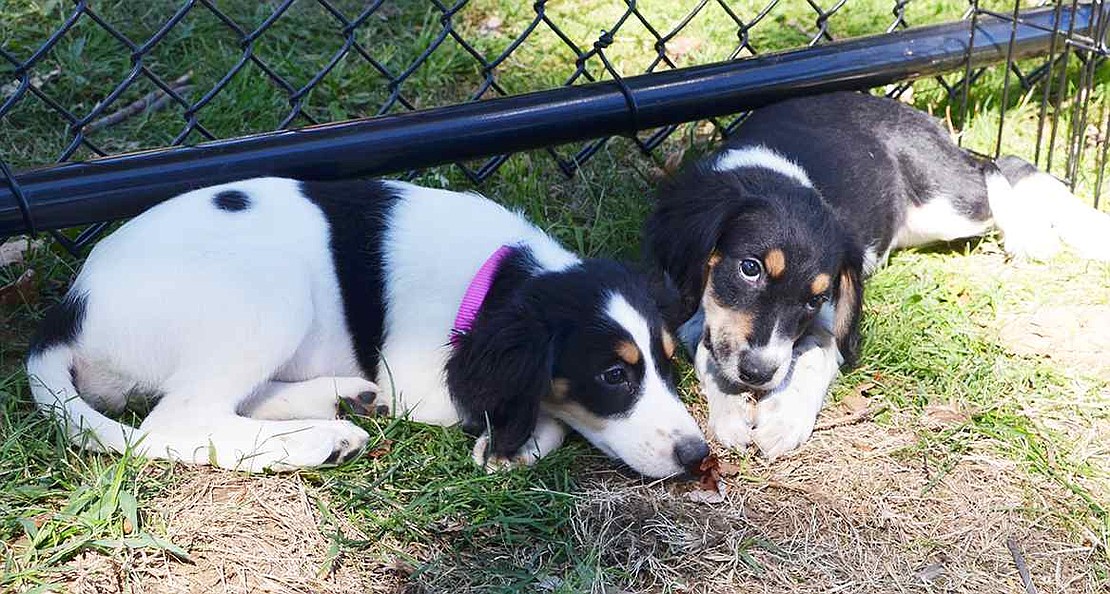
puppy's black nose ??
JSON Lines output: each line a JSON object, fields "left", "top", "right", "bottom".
{"left": 737, "top": 361, "right": 776, "bottom": 386}
{"left": 674, "top": 438, "right": 711, "bottom": 470}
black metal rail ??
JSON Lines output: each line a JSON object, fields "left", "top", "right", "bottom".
{"left": 1, "top": 3, "right": 1104, "bottom": 237}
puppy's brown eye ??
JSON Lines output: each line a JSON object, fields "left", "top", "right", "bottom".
{"left": 599, "top": 366, "right": 628, "bottom": 386}
{"left": 805, "top": 294, "right": 828, "bottom": 311}
{"left": 739, "top": 258, "right": 762, "bottom": 280}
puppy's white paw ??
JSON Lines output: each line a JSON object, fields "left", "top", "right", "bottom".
{"left": 752, "top": 338, "right": 836, "bottom": 460}
{"left": 338, "top": 379, "right": 391, "bottom": 418}
{"left": 1003, "top": 228, "right": 1062, "bottom": 262}
{"left": 752, "top": 405, "right": 817, "bottom": 461}
{"left": 708, "top": 398, "right": 756, "bottom": 450}
{"left": 262, "top": 419, "right": 370, "bottom": 471}
{"left": 471, "top": 433, "right": 533, "bottom": 473}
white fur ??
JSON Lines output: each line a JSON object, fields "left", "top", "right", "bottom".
{"left": 892, "top": 195, "right": 992, "bottom": 249}
{"left": 752, "top": 332, "right": 839, "bottom": 459}
{"left": 377, "top": 181, "right": 578, "bottom": 425}
{"left": 714, "top": 145, "right": 814, "bottom": 188}
{"left": 25, "top": 178, "right": 583, "bottom": 473}
{"left": 699, "top": 329, "right": 839, "bottom": 459}
{"left": 985, "top": 171, "right": 1063, "bottom": 260}
{"left": 473, "top": 414, "right": 567, "bottom": 472}
{"left": 27, "top": 178, "right": 370, "bottom": 472}
{"left": 696, "top": 343, "right": 755, "bottom": 449}
{"left": 1003, "top": 172, "right": 1110, "bottom": 261}
{"left": 565, "top": 294, "right": 705, "bottom": 477}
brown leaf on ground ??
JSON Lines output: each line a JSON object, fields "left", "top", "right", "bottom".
{"left": 923, "top": 403, "right": 971, "bottom": 428}
{"left": 365, "top": 439, "right": 393, "bottom": 459}
{"left": 1, "top": 238, "right": 45, "bottom": 266}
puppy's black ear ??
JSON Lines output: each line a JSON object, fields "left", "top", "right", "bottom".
{"left": 446, "top": 302, "right": 553, "bottom": 459}
{"left": 833, "top": 247, "right": 864, "bottom": 368}
{"left": 644, "top": 165, "right": 759, "bottom": 320}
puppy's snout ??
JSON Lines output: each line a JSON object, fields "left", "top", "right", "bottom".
{"left": 737, "top": 356, "right": 778, "bottom": 387}
{"left": 674, "top": 438, "right": 710, "bottom": 471}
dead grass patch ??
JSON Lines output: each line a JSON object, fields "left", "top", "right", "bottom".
{"left": 573, "top": 418, "right": 1107, "bottom": 593}
{"left": 55, "top": 469, "right": 395, "bottom": 594}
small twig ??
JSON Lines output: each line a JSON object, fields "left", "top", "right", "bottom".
{"left": 85, "top": 72, "right": 192, "bottom": 133}
{"left": 813, "top": 405, "right": 887, "bottom": 432}
{"left": 1006, "top": 537, "right": 1039, "bottom": 594}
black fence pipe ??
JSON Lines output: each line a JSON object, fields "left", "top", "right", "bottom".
{"left": 1, "top": 4, "right": 1104, "bottom": 236}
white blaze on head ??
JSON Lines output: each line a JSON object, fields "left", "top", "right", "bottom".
{"left": 713, "top": 145, "right": 814, "bottom": 188}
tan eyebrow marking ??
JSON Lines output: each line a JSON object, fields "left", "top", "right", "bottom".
{"left": 662, "top": 330, "right": 676, "bottom": 359}
{"left": 708, "top": 249, "right": 723, "bottom": 268}
{"left": 811, "top": 273, "right": 831, "bottom": 295}
{"left": 616, "top": 340, "right": 641, "bottom": 366}
{"left": 765, "top": 248, "right": 786, "bottom": 279}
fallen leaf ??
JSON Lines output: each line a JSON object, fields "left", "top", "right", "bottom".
{"left": 717, "top": 459, "right": 742, "bottom": 477}
{"left": 365, "top": 439, "right": 393, "bottom": 459}
{"left": 914, "top": 562, "right": 945, "bottom": 583}
{"left": 0, "top": 238, "right": 45, "bottom": 267}
{"left": 923, "top": 403, "right": 970, "bottom": 428}
{"left": 684, "top": 486, "right": 726, "bottom": 504}
{"left": 0, "top": 268, "right": 38, "bottom": 306}
{"left": 696, "top": 453, "right": 721, "bottom": 492}
{"left": 684, "top": 453, "right": 728, "bottom": 504}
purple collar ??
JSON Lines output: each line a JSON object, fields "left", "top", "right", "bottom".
{"left": 451, "top": 245, "right": 515, "bottom": 345}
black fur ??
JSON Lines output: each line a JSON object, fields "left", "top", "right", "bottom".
{"left": 213, "top": 190, "right": 251, "bottom": 212}
{"left": 300, "top": 179, "right": 398, "bottom": 382}
{"left": 27, "top": 293, "right": 88, "bottom": 357}
{"left": 733, "top": 91, "right": 994, "bottom": 243}
{"left": 647, "top": 91, "right": 1010, "bottom": 375}
{"left": 447, "top": 256, "right": 673, "bottom": 458}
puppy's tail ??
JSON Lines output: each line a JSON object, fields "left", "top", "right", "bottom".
{"left": 989, "top": 155, "right": 1110, "bottom": 261}
{"left": 26, "top": 343, "right": 139, "bottom": 454}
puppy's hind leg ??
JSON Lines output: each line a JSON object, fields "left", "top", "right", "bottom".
{"left": 242, "top": 376, "right": 384, "bottom": 421}
{"left": 138, "top": 372, "right": 369, "bottom": 472}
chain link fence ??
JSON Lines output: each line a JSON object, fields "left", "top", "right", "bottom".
{"left": 2, "top": 0, "right": 1108, "bottom": 253}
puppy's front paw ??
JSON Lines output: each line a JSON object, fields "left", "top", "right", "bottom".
{"left": 708, "top": 397, "right": 756, "bottom": 450}
{"left": 710, "top": 408, "right": 754, "bottom": 450}
{"left": 471, "top": 434, "right": 532, "bottom": 473}
{"left": 752, "top": 406, "right": 817, "bottom": 461}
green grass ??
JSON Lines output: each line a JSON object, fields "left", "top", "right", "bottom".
{"left": 3, "top": 0, "right": 1110, "bottom": 591}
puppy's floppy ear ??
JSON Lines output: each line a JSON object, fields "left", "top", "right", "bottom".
{"left": 644, "top": 165, "right": 759, "bottom": 319}
{"left": 446, "top": 302, "right": 554, "bottom": 459}
{"left": 833, "top": 245, "right": 864, "bottom": 367}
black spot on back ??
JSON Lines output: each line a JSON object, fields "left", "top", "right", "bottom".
{"left": 28, "top": 293, "right": 88, "bottom": 357}
{"left": 213, "top": 190, "right": 251, "bottom": 212}
{"left": 299, "top": 179, "right": 398, "bottom": 382}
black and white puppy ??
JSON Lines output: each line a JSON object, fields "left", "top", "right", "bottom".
{"left": 646, "top": 91, "right": 1110, "bottom": 459}
{"left": 26, "top": 177, "right": 708, "bottom": 476}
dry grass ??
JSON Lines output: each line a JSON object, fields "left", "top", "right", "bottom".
{"left": 52, "top": 470, "right": 392, "bottom": 594}
{"left": 571, "top": 419, "right": 1103, "bottom": 593}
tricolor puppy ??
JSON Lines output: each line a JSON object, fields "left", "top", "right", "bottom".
{"left": 646, "top": 91, "right": 1110, "bottom": 459}
{"left": 26, "top": 177, "right": 708, "bottom": 476}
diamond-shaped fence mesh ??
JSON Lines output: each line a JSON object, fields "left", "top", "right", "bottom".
{"left": 1, "top": 0, "right": 1108, "bottom": 253}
